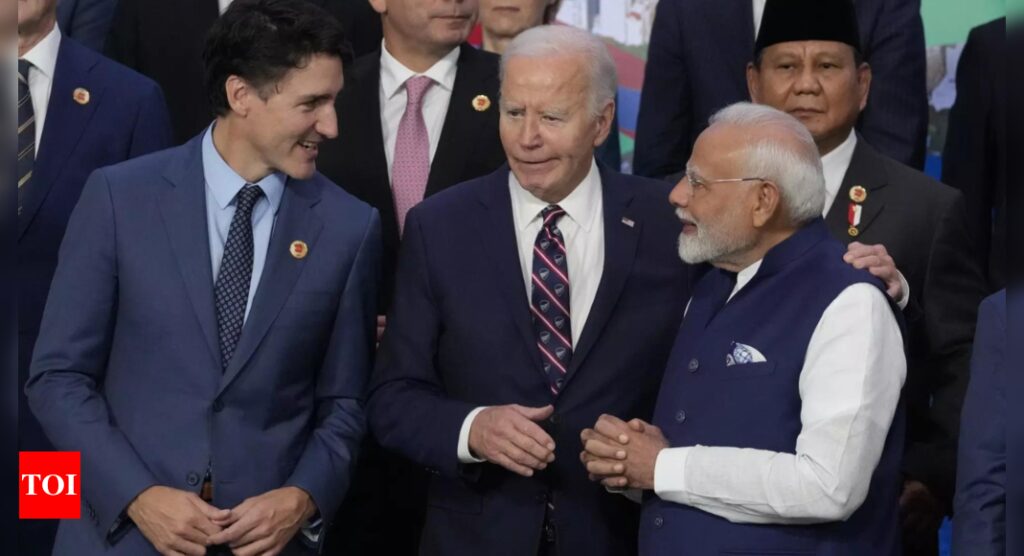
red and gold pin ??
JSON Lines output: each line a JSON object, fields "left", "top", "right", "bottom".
{"left": 472, "top": 94, "right": 491, "bottom": 112}
{"left": 289, "top": 240, "right": 308, "bottom": 259}
{"left": 847, "top": 203, "right": 863, "bottom": 237}
{"left": 849, "top": 185, "right": 867, "bottom": 203}
{"left": 73, "top": 87, "right": 90, "bottom": 105}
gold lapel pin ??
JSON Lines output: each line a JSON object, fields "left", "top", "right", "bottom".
{"left": 472, "top": 94, "right": 491, "bottom": 112}
{"left": 289, "top": 240, "right": 308, "bottom": 259}
{"left": 848, "top": 226, "right": 860, "bottom": 237}
{"left": 73, "top": 87, "right": 90, "bottom": 105}
{"left": 849, "top": 185, "right": 867, "bottom": 203}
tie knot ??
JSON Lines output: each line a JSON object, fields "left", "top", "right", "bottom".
{"left": 17, "top": 59, "right": 31, "bottom": 84}
{"left": 404, "top": 76, "right": 434, "bottom": 106}
{"left": 541, "top": 205, "right": 566, "bottom": 228}
{"left": 235, "top": 184, "right": 264, "bottom": 215}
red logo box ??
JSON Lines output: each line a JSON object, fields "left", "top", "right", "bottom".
{"left": 19, "top": 452, "right": 81, "bottom": 519}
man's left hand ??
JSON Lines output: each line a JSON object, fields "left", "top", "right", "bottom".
{"left": 843, "top": 242, "right": 903, "bottom": 301}
{"left": 899, "top": 479, "right": 944, "bottom": 551}
{"left": 580, "top": 415, "right": 667, "bottom": 491}
{"left": 206, "top": 486, "right": 317, "bottom": 556}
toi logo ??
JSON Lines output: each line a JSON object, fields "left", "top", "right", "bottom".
{"left": 19, "top": 452, "right": 81, "bottom": 519}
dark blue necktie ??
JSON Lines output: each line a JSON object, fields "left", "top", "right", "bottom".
{"left": 531, "top": 205, "right": 572, "bottom": 396}
{"left": 214, "top": 184, "right": 264, "bottom": 370}
{"left": 18, "top": 59, "right": 35, "bottom": 217}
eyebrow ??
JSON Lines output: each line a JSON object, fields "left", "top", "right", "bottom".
{"left": 297, "top": 93, "right": 333, "bottom": 104}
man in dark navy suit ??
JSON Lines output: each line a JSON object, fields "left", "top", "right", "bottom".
{"left": 368, "top": 25, "right": 690, "bottom": 556}
{"left": 17, "top": 0, "right": 172, "bottom": 553}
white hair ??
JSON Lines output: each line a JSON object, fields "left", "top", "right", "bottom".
{"left": 708, "top": 102, "right": 826, "bottom": 224}
{"left": 500, "top": 25, "right": 617, "bottom": 117}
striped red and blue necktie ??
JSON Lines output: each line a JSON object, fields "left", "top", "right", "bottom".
{"left": 531, "top": 205, "right": 572, "bottom": 396}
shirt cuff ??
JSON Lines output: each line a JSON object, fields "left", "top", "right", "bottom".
{"left": 896, "top": 270, "right": 910, "bottom": 310}
{"left": 300, "top": 515, "right": 323, "bottom": 544}
{"left": 653, "top": 447, "right": 691, "bottom": 502}
{"left": 457, "top": 407, "right": 488, "bottom": 464}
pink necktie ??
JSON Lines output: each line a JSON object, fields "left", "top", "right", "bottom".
{"left": 392, "top": 75, "right": 435, "bottom": 236}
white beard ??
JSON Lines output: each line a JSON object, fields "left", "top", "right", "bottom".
{"left": 676, "top": 208, "right": 755, "bottom": 265}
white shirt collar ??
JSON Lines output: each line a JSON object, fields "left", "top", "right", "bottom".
{"left": 820, "top": 129, "right": 858, "bottom": 209}
{"left": 728, "top": 258, "right": 763, "bottom": 301}
{"left": 380, "top": 40, "right": 459, "bottom": 100}
{"left": 510, "top": 159, "right": 602, "bottom": 233}
{"left": 21, "top": 23, "right": 61, "bottom": 80}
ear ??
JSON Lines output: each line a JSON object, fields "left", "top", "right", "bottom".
{"left": 592, "top": 98, "right": 616, "bottom": 148}
{"left": 751, "top": 180, "right": 782, "bottom": 228}
{"left": 746, "top": 61, "right": 762, "bottom": 102}
{"left": 224, "top": 75, "right": 253, "bottom": 117}
{"left": 856, "top": 63, "right": 872, "bottom": 112}
{"left": 368, "top": 0, "right": 387, "bottom": 16}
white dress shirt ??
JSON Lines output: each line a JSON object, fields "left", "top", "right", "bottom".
{"left": 753, "top": 0, "right": 766, "bottom": 39}
{"left": 652, "top": 259, "right": 906, "bottom": 524}
{"left": 457, "top": 160, "right": 607, "bottom": 463}
{"left": 380, "top": 41, "right": 459, "bottom": 183}
{"left": 20, "top": 23, "right": 61, "bottom": 151}
{"left": 218, "top": 0, "right": 232, "bottom": 14}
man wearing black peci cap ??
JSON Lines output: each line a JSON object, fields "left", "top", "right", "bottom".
{"left": 747, "top": 0, "right": 987, "bottom": 553}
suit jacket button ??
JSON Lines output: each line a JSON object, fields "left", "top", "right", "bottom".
{"left": 212, "top": 399, "right": 224, "bottom": 412}
{"left": 654, "top": 516, "right": 664, "bottom": 528}
{"left": 687, "top": 358, "right": 699, "bottom": 372}
{"left": 674, "top": 410, "right": 686, "bottom": 423}
{"left": 186, "top": 472, "right": 200, "bottom": 486}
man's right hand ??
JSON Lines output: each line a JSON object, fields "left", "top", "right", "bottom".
{"left": 126, "top": 485, "right": 230, "bottom": 556}
{"left": 468, "top": 404, "right": 557, "bottom": 477}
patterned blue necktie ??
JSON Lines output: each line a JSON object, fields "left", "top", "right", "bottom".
{"left": 531, "top": 205, "right": 572, "bottom": 396}
{"left": 18, "top": 59, "right": 35, "bottom": 217}
{"left": 214, "top": 184, "right": 264, "bottom": 370}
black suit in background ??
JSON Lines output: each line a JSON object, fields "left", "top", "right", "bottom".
{"left": 104, "top": 0, "right": 382, "bottom": 145}
{"left": 318, "top": 43, "right": 506, "bottom": 554}
{"left": 942, "top": 17, "right": 1006, "bottom": 293}
{"left": 825, "top": 138, "right": 987, "bottom": 547}
{"left": 633, "top": 0, "right": 928, "bottom": 179}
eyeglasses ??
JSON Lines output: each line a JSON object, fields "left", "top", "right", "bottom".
{"left": 683, "top": 171, "right": 766, "bottom": 194}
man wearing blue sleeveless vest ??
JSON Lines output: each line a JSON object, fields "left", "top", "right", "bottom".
{"left": 582, "top": 103, "right": 907, "bottom": 555}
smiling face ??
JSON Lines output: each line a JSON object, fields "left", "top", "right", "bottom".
{"left": 499, "top": 54, "right": 613, "bottom": 203}
{"left": 235, "top": 54, "right": 343, "bottom": 180}
{"left": 747, "top": 40, "right": 871, "bottom": 155}
{"left": 479, "top": 0, "right": 551, "bottom": 39}
{"left": 371, "top": 0, "right": 477, "bottom": 55}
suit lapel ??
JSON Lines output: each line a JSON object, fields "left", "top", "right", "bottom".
{"left": 219, "top": 179, "right": 324, "bottom": 394}
{"left": 825, "top": 137, "right": 888, "bottom": 242}
{"left": 20, "top": 39, "right": 102, "bottom": 238}
{"left": 563, "top": 167, "right": 639, "bottom": 386}
{"left": 474, "top": 169, "right": 545, "bottom": 376}
{"left": 426, "top": 44, "right": 494, "bottom": 196}
{"left": 158, "top": 136, "right": 221, "bottom": 369}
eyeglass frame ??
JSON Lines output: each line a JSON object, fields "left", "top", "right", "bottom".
{"left": 682, "top": 170, "right": 768, "bottom": 194}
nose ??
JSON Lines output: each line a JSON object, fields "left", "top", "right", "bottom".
{"left": 669, "top": 175, "right": 691, "bottom": 208}
{"left": 518, "top": 114, "right": 542, "bottom": 150}
{"left": 793, "top": 65, "right": 822, "bottom": 95}
{"left": 317, "top": 105, "right": 339, "bottom": 140}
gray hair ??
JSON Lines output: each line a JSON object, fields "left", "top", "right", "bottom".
{"left": 500, "top": 25, "right": 617, "bottom": 117}
{"left": 707, "top": 102, "right": 825, "bottom": 224}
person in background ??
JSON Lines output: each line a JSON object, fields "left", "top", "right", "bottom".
{"left": 17, "top": 0, "right": 172, "bottom": 553}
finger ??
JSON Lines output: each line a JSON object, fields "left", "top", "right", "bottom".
{"left": 207, "top": 512, "right": 259, "bottom": 546}
{"left": 500, "top": 439, "right": 546, "bottom": 470}
{"left": 627, "top": 418, "right": 646, "bottom": 432}
{"left": 586, "top": 457, "right": 626, "bottom": 477}
{"left": 187, "top": 493, "right": 231, "bottom": 523}
{"left": 166, "top": 536, "right": 207, "bottom": 556}
{"left": 583, "top": 437, "right": 626, "bottom": 460}
{"left": 495, "top": 452, "right": 536, "bottom": 477}
{"left": 580, "top": 427, "right": 617, "bottom": 445}
{"left": 509, "top": 415, "right": 555, "bottom": 451}
{"left": 601, "top": 476, "right": 629, "bottom": 489}
{"left": 510, "top": 420, "right": 556, "bottom": 461}
{"left": 594, "top": 415, "right": 631, "bottom": 444}
{"left": 849, "top": 255, "right": 881, "bottom": 270}
{"left": 512, "top": 404, "right": 555, "bottom": 423}
{"left": 231, "top": 533, "right": 278, "bottom": 556}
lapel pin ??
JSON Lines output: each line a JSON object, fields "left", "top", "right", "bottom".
{"left": 289, "top": 240, "right": 308, "bottom": 259}
{"left": 849, "top": 185, "right": 867, "bottom": 203}
{"left": 621, "top": 217, "right": 635, "bottom": 228}
{"left": 472, "top": 94, "right": 491, "bottom": 112}
{"left": 847, "top": 202, "right": 862, "bottom": 237}
{"left": 73, "top": 87, "right": 90, "bottom": 105}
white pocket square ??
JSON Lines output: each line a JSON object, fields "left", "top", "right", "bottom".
{"left": 725, "top": 342, "right": 767, "bottom": 366}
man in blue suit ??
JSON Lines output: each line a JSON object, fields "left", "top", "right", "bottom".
{"left": 17, "top": 0, "right": 171, "bottom": 553}
{"left": 953, "top": 290, "right": 1007, "bottom": 555}
{"left": 368, "top": 25, "right": 690, "bottom": 556}
{"left": 26, "top": 1, "right": 379, "bottom": 554}
{"left": 633, "top": 0, "right": 927, "bottom": 179}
